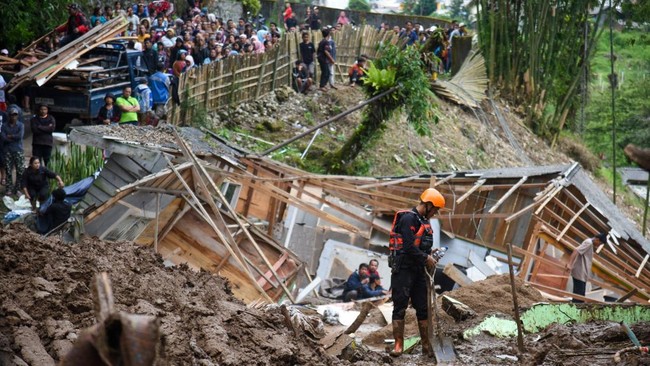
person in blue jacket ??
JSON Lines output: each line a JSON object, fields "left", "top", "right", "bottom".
{"left": 361, "top": 274, "right": 389, "bottom": 298}
{"left": 342, "top": 263, "right": 370, "bottom": 301}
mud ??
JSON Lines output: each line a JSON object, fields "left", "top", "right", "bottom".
{"left": 0, "top": 227, "right": 382, "bottom": 365}
{"left": 361, "top": 275, "right": 649, "bottom": 366}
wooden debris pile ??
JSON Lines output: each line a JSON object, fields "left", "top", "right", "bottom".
{"left": 7, "top": 16, "right": 129, "bottom": 92}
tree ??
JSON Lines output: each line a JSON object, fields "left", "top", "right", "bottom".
{"left": 622, "top": 0, "right": 650, "bottom": 23}
{"left": 348, "top": 0, "right": 371, "bottom": 12}
{"left": 326, "top": 44, "right": 438, "bottom": 173}
{"left": 0, "top": 0, "right": 69, "bottom": 53}
{"left": 402, "top": 0, "right": 437, "bottom": 16}
{"left": 448, "top": 0, "right": 469, "bottom": 22}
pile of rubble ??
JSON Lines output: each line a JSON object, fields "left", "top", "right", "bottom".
{"left": 0, "top": 227, "right": 379, "bottom": 365}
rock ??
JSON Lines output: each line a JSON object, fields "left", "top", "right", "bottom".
{"left": 32, "top": 277, "right": 58, "bottom": 294}
{"left": 12, "top": 356, "right": 29, "bottom": 366}
{"left": 260, "top": 119, "right": 284, "bottom": 132}
{"left": 3, "top": 300, "right": 34, "bottom": 324}
{"left": 33, "top": 291, "right": 52, "bottom": 299}
{"left": 441, "top": 295, "right": 476, "bottom": 321}
{"left": 275, "top": 86, "right": 296, "bottom": 103}
{"left": 44, "top": 318, "right": 75, "bottom": 340}
{"left": 14, "top": 326, "right": 55, "bottom": 366}
{"left": 50, "top": 339, "right": 74, "bottom": 360}
{"left": 132, "top": 299, "right": 163, "bottom": 316}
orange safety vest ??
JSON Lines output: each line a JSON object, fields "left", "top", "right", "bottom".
{"left": 388, "top": 210, "right": 433, "bottom": 253}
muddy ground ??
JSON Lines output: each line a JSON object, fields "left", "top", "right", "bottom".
{"left": 0, "top": 227, "right": 358, "bottom": 366}
{"left": 1, "top": 228, "right": 648, "bottom": 366}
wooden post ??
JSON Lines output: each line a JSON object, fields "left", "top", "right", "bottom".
{"left": 255, "top": 56, "right": 268, "bottom": 98}
{"left": 271, "top": 45, "right": 282, "bottom": 90}
{"left": 154, "top": 193, "right": 160, "bottom": 253}
{"left": 507, "top": 244, "right": 526, "bottom": 354}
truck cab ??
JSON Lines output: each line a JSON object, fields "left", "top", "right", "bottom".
{"left": 30, "top": 42, "right": 144, "bottom": 128}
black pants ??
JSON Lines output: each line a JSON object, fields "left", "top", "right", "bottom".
{"left": 319, "top": 61, "right": 330, "bottom": 88}
{"left": 572, "top": 277, "right": 586, "bottom": 303}
{"left": 32, "top": 144, "right": 53, "bottom": 167}
{"left": 391, "top": 266, "right": 428, "bottom": 321}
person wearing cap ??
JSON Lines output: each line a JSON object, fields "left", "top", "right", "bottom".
{"left": 30, "top": 105, "right": 56, "bottom": 167}
{"left": 161, "top": 28, "right": 176, "bottom": 48}
{"left": 388, "top": 188, "right": 445, "bottom": 358}
{"left": 567, "top": 233, "right": 607, "bottom": 303}
{"left": 115, "top": 86, "right": 140, "bottom": 125}
{"left": 56, "top": 4, "right": 90, "bottom": 48}
{"left": 96, "top": 94, "right": 121, "bottom": 125}
{"left": 1, "top": 107, "right": 24, "bottom": 196}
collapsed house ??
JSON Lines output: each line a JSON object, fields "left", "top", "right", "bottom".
{"left": 69, "top": 125, "right": 650, "bottom": 304}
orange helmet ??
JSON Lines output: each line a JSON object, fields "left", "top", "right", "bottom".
{"left": 420, "top": 188, "right": 445, "bottom": 208}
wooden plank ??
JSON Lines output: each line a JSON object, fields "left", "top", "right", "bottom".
{"left": 165, "top": 156, "right": 273, "bottom": 302}
{"left": 443, "top": 263, "right": 473, "bottom": 287}
{"left": 358, "top": 175, "right": 419, "bottom": 190}
{"left": 616, "top": 288, "right": 639, "bottom": 302}
{"left": 432, "top": 173, "right": 456, "bottom": 188}
{"left": 456, "top": 179, "right": 486, "bottom": 204}
{"left": 528, "top": 282, "right": 602, "bottom": 303}
{"left": 468, "top": 250, "right": 497, "bottom": 276}
{"left": 636, "top": 255, "right": 649, "bottom": 278}
{"left": 488, "top": 176, "right": 527, "bottom": 213}
{"left": 175, "top": 133, "right": 297, "bottom": 302}
{"left": 534, "top": 185, "right": 563, "bottom": 215}
{"left": 557, "top": 202, "right": 591, "bottom": 241}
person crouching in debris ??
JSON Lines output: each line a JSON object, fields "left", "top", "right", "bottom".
{"left": 37, "top": 188, "right": 71, "bottom": 234}
{"left": 388, "top": 188, "right": 445, "bottom": 357}
{"left": 567, "top": 232, "right": 607, "bottom": 303}
{"left": 364, "top": 273, "right": 389, "bottom": 298}
{"left": 342, "top": 263, "right": 371, "bottom": 301}
{"left": 22, "top": 157, "right": 64, "bottom": 212}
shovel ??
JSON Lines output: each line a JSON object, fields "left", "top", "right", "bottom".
{"left": 426, "top": 261, "right": 456, "bottom": 363}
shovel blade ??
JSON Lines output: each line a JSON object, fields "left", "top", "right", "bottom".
{"left": 433, "top": 336, "right": 456, "bottom": 364}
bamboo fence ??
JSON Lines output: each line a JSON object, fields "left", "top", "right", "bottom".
{"left": 170, "top": 25, "right": 401, "bottom": 124}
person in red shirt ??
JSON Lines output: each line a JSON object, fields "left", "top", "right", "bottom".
{"left": 348, "top": 57, "right": 366, "bottom": 86}
{"left": 56, "top": 4, "right": 90, "bottom": 48}
{"left": 283, "top": 3, "right": 293, "bottom": 22}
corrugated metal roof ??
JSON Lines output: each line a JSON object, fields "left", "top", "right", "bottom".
{"left": 620, "top": 167, "right": 649, "bottom": 185}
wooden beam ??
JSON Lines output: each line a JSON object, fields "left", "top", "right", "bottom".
{"left": 165, "top": 156, "right": 273, "bottom": 303}
{"left": 432, "top": 173, "right": 456, "bottom": 187}
{"left": 358, "top": 175, "right": 419, "bottom": 190}
{"left": 456, "top": 179, "right": 486, "bottom": 204}
{"left": 528, "top": 282, "right": 603, "bottom": 303}
{"left": 157, "top": 200, "right": 191, "bottom": 244}
{"left": 616, "top": 288, "right": 639, "bottom": 302}
{"left": 534, "top": 185, "right": 563, "bottom": 215}
{"left": 488, "top": 176, "right": 527, "bottom": 214}
{"left": 175, "top": 132, "right": 296, "bottom": 303}
{"left": 637, "top": 255, "right": 649, "bottom": 278}
{"left": 505, "top": 199, "right": 543, "bottom": 223}
{"left": 556, "top": 203, "right": 591, "bottom": 241}
{"left": 443, "top": 263, "right": 473, "bottom": 287}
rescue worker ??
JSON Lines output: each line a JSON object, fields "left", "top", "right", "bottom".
{"left": 56, "top": 4, "right": 90, "bottom": 48}
{"left": 388, "top": 188, "right": 445, "bottom": 357}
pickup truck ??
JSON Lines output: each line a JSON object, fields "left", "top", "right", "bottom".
{"left": 30, "top": 42, "right": 144, "bottom": 127}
